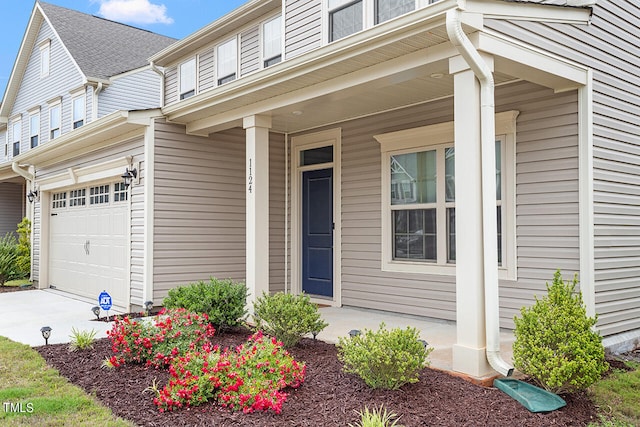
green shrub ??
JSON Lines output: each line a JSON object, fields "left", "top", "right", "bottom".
{"left": 512, "top": 270, "right": 608, "bottom": 394}
{"left": 16, "top": 217, "right": 31, "bottom": 278}
{"left": 0, "top": 233, "right": 20, "bottom": 286}
{"left": 252, "top": 292, "right": 328, "bottom": 347}
{"left": 163, "top": 277, "right": 248, "bottom": 331}
{"left": 338, "top": 323, "right": 432, "bottom": 390}
{"left": 68, "top": 328, "right": 97, "bottom": 352}
{"left": 349, "top": 404, "right": 404, "bottom": 427}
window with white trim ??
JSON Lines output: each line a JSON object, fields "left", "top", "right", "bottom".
{"left": 52, "top": 192, "right": 67, "bottom": 209}
{"left": 262, "top": 15, "right": 282, "bottom": 68}
{"left": 217, "top": 38, "right": 237, "bottom": 85}
{"left": 69, "top": 189, "right": 86, "bottom": 207}
{"left": 49, "top": 103, "right": 61, "bottom": 139}
{"left": 375, "top": 0, "right": 415, "bottom": 24}
{"left": 179, "top": 58, "right": 196, "bottom": 100}
{"left": 40, "top": 41, "right": 50, "bottom": 78}
{"left": 72, "top": 95, "right": 85, "bottom": 129}
{"left": 89, "top": 185, "right": 110, "bottom": 205}
{"left": 114, "top": 182, "right": 128, "bottom": 202}
{"left": 29, "top": 113, "right": 39, "bottom": 148}
{"left": 11, "top": 120, "right": 21, "bottom": 157}
{"left": 375, "top": 112, "right": 517, "bottom": 278}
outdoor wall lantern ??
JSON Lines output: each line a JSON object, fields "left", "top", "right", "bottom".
{"left": 348, "top": 329, "right": 361, "bottom": 338}
{"left": 40, "top": 326, "right": 52, "bottom": 345}
{"left": 91, "top": 306, "right": 101, "bottom": 319}
{"left": 27, "top": 190, "right": 38, "bottom": 203}
{"left": 121, "top": 167, "right": 138, "bottom": 188}
{"left": 143, "top": 300, "right": 153, "bottom": 316}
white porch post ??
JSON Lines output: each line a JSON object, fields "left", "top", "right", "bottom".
{"left": 243, "top": 115, "right": 271, "bottom": 311}
{"left": 450, "top": 65, "right": 493, "bottom": 377}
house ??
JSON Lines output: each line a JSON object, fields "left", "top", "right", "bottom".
{"left": 0, "top": 2, "right": 174, "bottom": 297}
{"left": 7, "top": 0, "right": 639, "bottom": 379}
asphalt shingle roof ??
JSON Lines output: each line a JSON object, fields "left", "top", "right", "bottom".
{"left": 39, "top": 1, "right": 176, "bottom": 80}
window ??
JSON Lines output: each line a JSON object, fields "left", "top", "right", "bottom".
{"left": 72, "top": 96, "right": 85, "bottom": 129}
{"left": 30, "top": 113, "right": 39, "bottom": 148}
{"left": 69, "top": 189, "right": 86, "bottom": 207}
{"left": 375, "top": 112, "right": 517, "bottom": 278}
{"left": 329, "top": 0, "right": 363, "bottom": 42}
{"left": 375, "top": 0, "right": 414, "bottom": 24}
{"left": 12, "top": 121, "right": 21, "bottom": 157}
{"left": 52, "top": 192, "right": 67, "bottom": 209}
{"left": 114, "top": 182, "right": 128, "bottom": 202}
{"left": 40, "top": 41, "right": 50, "bottom": 78}
{"left": 89, "top": 185, "right": 110, "bottom": 205}
{"left": 263, "top": 15, "right": 282, "bottom": 67}
{"left": 179, "top": 58, "right": 196, "bottom": 100}
{"left": 49, "top": 103, "right": 61, "bottom": 139}
{"left": 217, "top": 38, "right": 237, "bottom": 85}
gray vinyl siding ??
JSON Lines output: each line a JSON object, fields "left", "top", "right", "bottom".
{"left": 97, "top": 68, "right": 163, "bottom": 118}
{"left": 164, "top": 66, "right": 178, "bottom": 105}
{"left": 152, "top": 122, "right": 246, "bottom": 302}
{"left": 486, "top": 0, "right": 640, "bottom": 336}
{"left": 270, "top": 132, "right": 287, "bottom": 293}
{"left": 284, "top": 0, "right": 322, "bottom": 59}
{"left": 84, "top": 85, "right": 93, "bottom": 124}
{"left": 198, "top": 48, "right": 215, "bottom": 92}
{"left": 0, "top": 183, "right": 23, "bottom": 237}
{"left": 240, "top": 26, "right": 260, "bottom": 76}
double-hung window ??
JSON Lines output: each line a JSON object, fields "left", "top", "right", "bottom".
{"left": 262, "top": 15, "right": 282, "bottom": 68}
{"left": 72, "top": 95, "right": 85, "bottom": 129}
{"left": 375, "top": 112, "right": 517, "bottom": 279}
{"left": 217, "top": 38, "right": 237, "bottom": 85}
{"left": 40, "top": 41, "right": 50, "bottom": 78}
{"left": 30, "top": 113, "right": 39, "bottom": 148}
{"left": 179, "top": 58, "right": 196, "bottom": 100}
{"left": 49, "top": 102, "right": 61, "bottom": 139}
{"left": 12, "top": 121, "right": 21, "bottom": 157}
{"left": 328, "top": 0, "right": 363, "bottom": 42}
{"left": 375, "top": 0, "right": 415, "bottom": 24}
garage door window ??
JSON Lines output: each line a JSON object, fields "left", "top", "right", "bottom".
{"left": 114, "top": 182, "right": 128, "bottom": 202}
{"left": 90, "top": 185, "right": 110, "bottom": 205}
{"left": 52, "top": 192, "right": 67, "bottom": 209}
{"left": 69, "top": 189, "right": 86, "bottom": 207}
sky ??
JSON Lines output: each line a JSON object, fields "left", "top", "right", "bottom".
{"left": 0, "top": 0, "right": 252, "bottom": 98}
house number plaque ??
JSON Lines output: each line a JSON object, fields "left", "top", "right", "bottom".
{"left": 248, "top": 158, "right": 253, "bottom": 193}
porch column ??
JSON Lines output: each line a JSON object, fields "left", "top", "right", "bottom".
{"left": 243, "top": 115, "right": 271, "bottom": 311}
{"left": 450, "top": 63, "right": 493, "bottom": 377}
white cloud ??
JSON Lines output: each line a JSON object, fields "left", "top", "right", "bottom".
{"left": 97, "top": 0, "right": 174, "bottom": 25}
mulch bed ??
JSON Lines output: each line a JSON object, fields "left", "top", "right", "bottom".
{"left": 0, "top": 285, "right": 33, "bottom": 293}
{"left": 36, "top": 327, "right": 601, "bottom": 427}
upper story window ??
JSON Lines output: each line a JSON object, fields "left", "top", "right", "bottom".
{"left": 375, "top": 0, "right": 415, "bottom": 24}
{"left": 12, "top": 121, "right": 21, "bottom": 157}
{"left": 217, "top": 38, "right": 237, "bottom": 85}
{"left": 263, "top": 15, "right": 282, "bottom": 68}
{"left": 179, "top": 58, "right": 196, "bottom": 100}
{"left": 29, "top": 112, "right": 39, "bottom": 148}
{"left": 73, "top": 95, "right": 85, "bottom": 129}
{"left": 40, "top": 41, "right": 50, "bottom": 78}
{"left": 49, "top": 102, "right": 61, "bottom": 140}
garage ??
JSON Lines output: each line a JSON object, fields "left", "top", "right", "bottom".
{"left": 48, "top": 181, "right": 129, "bottom": 309}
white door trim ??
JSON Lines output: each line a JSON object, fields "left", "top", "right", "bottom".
{"left": 291, "top": 128, "right": 342, "bottom": 307}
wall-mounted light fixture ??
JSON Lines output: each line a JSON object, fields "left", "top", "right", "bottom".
{"left": 121, "top": 167, "right": 138, "bottom": 189}
{"left": 27, "top": 189, "right": 38, "bottom": 203}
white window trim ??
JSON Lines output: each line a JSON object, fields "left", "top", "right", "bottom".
{"left": 216, "top": 36, "right": 239, "bottom": 86}
{"left": 29, "top": 111, "right": 40, "bottom": 148}
{"left": 72, "top": 94, "right": 85, "bottom": 129}
{"left": 260, "top": 14, "right": 283, "bottom": 69}
{"left": 179, "top": 57, "right": 197, "bottom": 100}
{"left": 48, "top": 100, "right": 62, "bottom": 140}
{"left": 11, "top": 118, "right": 21, "bottom": 158}
{"left": 40, "top": 40, "right": 51, "bottom": 78}
{"left": 374, "top": 110, "right": 518, "bottom": 280}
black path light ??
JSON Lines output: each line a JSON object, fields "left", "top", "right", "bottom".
{"left": 348, "top": 329, "right": 361, "bottom": 338}
{"left": 91, "top": 306, "right": 101, "bottom": 319}
{"left": 143, "top": 301, "right": 153, "bottom": 316}
{"left": 121, "top": 167, "right": 137, "bottom": 188}
{"left": 40, "top": 326, "right": 52, "bottom": 345}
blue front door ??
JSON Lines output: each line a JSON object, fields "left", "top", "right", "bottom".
{"left": 302, "top": 168, "right": 333, "bottom": 297}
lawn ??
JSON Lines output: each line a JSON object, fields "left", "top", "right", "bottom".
{"left": 0, "top": 336, "right": 131, "bottom": 426}
{"left": 589, "top": 361, "right": 640, "bottom": 427}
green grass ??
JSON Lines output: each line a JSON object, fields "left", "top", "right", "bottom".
{"left": 0, "top": 336, "right": 132, "bottom": 426}
{"left": 3, "top": 279, "right": 31, "bottom": 288}
{"left": 589, "top": 361, "right": 640, "bottom": 426}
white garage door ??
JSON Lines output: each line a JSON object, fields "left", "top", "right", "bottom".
{"left": 49, "top": 182, "right": 129, "bottom": 309}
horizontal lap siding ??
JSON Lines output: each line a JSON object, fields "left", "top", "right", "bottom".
{"left": 198, "top": 49, "right": 215, "bottom": 92}
{"left": 241, "top": 27, "right": 260, "bottom": 76}
{"left": 164, "top": 66, "right": 178, "bottom": 106}
{"left": 0, "top": 183, "right": 23, "bottom": 237}
{"left": 487, "top": 0, "right": 640, "bottom": 336}
{"left": 284, "top": 0, "right": 321, "bottom": 59}
{"left": 270, "top": 133, "right": 286, "bottom": 293}
{"left": 153, "top": 123, "right": 246, "bottom": 302}
{"left": 97, "top": 69, "right": 162, "bottom": 118}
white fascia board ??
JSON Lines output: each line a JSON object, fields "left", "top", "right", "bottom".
{"left": 37, "top": 156, "right": 131, "bottom": 191}
{"left": 465, "top": 0, "right": 593, "bottom": 23}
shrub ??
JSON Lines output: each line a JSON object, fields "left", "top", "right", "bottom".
{"left": 16, "top": 217, "right": 31, "bottom": 278}
{"left": 252, "top": 292, "right": 328, "bottom": 347}
{"left": 337, "top": 323, "right": 432, "bottom": 390}
{"left": 163, "top": 278, "right": 248, "bottom": 331}
{"left": 106, "top": 308, "right": 216, "bottom": 368}
{"left": 512, "top": 270, "right": 608, "bottom": 394}
{"left": 349, "top": 404, "right": 404, "bottom": 427}
{"left": 0, "top": 233, "right": 20, "bottom": 286}
{"left": 68, "top": 327, "right": 97, "bottom": 351}
{"left": 154, "top": 331, "right": 306, "bottom": 414}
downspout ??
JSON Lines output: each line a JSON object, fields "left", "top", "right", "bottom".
{"left": 93, "top": 82, "right": 103, "bottom": 121}
{"left": 446, "top": 9, "right": 514, "bottom": 377}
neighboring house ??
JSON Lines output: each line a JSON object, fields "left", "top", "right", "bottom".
{"left": 0, "top": 3, "right": 174, "bottom": 296}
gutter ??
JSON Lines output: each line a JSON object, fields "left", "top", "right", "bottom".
{"left": 12, "top": 162, "right": 34, "bottom": 182}
{"left": 445, "top": 9, "right": 514, "bottom": 377}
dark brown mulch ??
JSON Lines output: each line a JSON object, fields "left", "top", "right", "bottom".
{"left": 35, "top": 328, "right": 600, "bottom": 427}
{"left": 0, "top": 285, "right": 33, "bottom": 293}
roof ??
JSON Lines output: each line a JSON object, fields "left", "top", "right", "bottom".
{"left": 39, "top": 2, "right": 176, "bottom": 79}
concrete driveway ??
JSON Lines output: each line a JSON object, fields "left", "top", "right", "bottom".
{"left": 0, "top": 289, "right": 121, "bottom": 347}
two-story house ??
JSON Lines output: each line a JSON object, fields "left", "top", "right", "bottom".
{"left": 0, "top": 2, "right": 174, "bottom": 297}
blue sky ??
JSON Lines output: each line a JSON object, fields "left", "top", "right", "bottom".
{"left": 0, "top": 0, "right": 251, "bottom": 98}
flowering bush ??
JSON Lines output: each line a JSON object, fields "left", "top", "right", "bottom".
{"left": 106, "top": 308, "right": 216, "bottom": 368}
{"left": 154, "top": 331, "right": 306, "bottom": 414}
